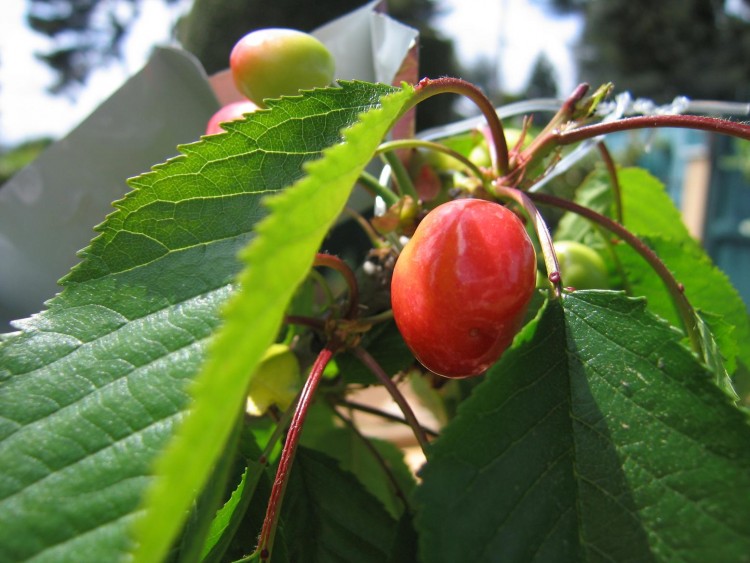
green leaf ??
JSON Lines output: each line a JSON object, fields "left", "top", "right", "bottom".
{"left": 131, "top": 83, "right": 414, "bottom": 562}
{"left": 301, "top": 405, "right": 416, "bottom": 519}
{"left": 414, "top": 291, "right": 750, "bottom": 562}
{"left": 612, "top": 167, "right": 750, "bottom": 372}
{"left": 618, "top": 167, "right": 691, "bottom": 240}
{"left": 558, "top": 166, "right": 750, "bottom": 374}
{"left": 615, "top": 234, "right": 750, "bottom": 373}
{"left": 198, "top": 438, "right": 266, "bottom": 563}
{"left": 278, "top": 447, "right": 398, "bottom": 562}
{"left": 0, "top": 81, "right": 408, "bottom": 563}
{"left": 553, "top": 167, "right": 614, "bottom": 244}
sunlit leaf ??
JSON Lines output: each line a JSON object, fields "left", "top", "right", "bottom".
{"left": 131, "top": 83, "right": 415, "bottom": 562}
{"left": 0, "top": 81, "right": 408, "bottom": 563}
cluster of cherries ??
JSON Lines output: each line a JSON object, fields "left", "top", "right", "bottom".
{"left": 205, "top": 28, "right": 609, "bottom": 386}
{"left": 205, "top": 28, "right": 336, "bottom": 135}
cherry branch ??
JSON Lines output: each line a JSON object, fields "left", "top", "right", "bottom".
{"left": 337, "top": 398, "right": 440, "bottom": 438}
{"left": 494, "top": 185, "right": 563, "bottom": 297}
{"left": 256, "top": 342, "right": 339, "bottom": 561}
{"left": 528, "top": 191, "right": 704, "bottom": 357}
{"left": 411, "top": 77, "right": 510, "bottom": 177}
{"left": 352, "top": 346, "right": 431, "bottom": 455}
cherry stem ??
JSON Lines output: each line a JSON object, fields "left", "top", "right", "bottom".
{"left": 377, "top": 138, "right": 488, "bottom": 188}
{"left": 358, "top": 170, "right": 399, "bottom": 207}
{"left": 549, "top": 114, "right": 750, "bottom": 154}
{"left": 596, "top": 141, "right": 624, "bottom": 224}
{"left": 381, "top": 149, "right": 420, "bottom": 201}
{"left": 314, "top": 253, "right": 359, "bottom": 319}
{"left": 343, "top": 207, "right": 386, "bottom": 249}
{"left": 352, "top": 346, "right": 431, "bottom": 456}
{"left": 528, "top": 191, "right": 704, "bottom": 357}
{"left": 493, "top": 185, "right": 563, "bottom": 298}
{"left": 336, "top": 398, "right": 440, "bottom": 438}
{"left": 330, "top": 406, "right": 413, "bottom": 512}
{"left": 412, "top": 77, "right": 510, "bottom": 177}
{"left": 256, "top": 343, "right": 339, "bottom": 562}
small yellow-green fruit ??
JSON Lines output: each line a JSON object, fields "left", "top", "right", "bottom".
{"left": 246, "top": 344, "right": 302, "bottom": 416}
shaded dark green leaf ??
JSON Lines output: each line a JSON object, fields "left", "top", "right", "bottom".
{"left": 278, "top": 447, "right": 398, "bottom": 562}
{"left": 415, "top": 291, "right": 750, "bottom": 562}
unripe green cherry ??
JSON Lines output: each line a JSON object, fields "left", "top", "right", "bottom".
{"left": 246, "top": 343, "right": 302, "bottom": 416}
{"left": 553, "top": 240, "right": 610, "bottom": 290}
{"left": 230, "top": 28, "right": 335, "bottom": 107}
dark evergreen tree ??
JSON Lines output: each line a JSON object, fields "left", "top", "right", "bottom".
{"left": 523, "top": 53, "right": 559, "bottom": 99}
{"left": 540, "top": 0, "right": 750, "bottom": 102}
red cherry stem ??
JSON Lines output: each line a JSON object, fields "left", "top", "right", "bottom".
{"left": 352, "top": 345, "right": 431, "bottom": 456}
{"left": 533, "top": 114, "right": 750, "bottom": 163}
{"left": 493, "top": 185, "right": 563, "bottom": 298}
{"left": 560, "top": 114, "right": 750, "bottom": 144}
{"left": 411, "top": 77, "right": 510, "bottom": 177}
{"left": 528, "top": 191, "right": 704, "bottom": 357}
{"left": 314, "top": 253, "right": 359, "bottom": 319}
{"left": 256, "top": 343, "right": 339, "bottom": 562}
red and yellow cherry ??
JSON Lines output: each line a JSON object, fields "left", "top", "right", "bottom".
{"left": 391, "top": 198, "right": 537, "bottom": 378}
{"left": 230, "top": 28, "right": 335, "bottom": 107}
{"left": 205, "top": 100, "right": 260, "bottom": 135}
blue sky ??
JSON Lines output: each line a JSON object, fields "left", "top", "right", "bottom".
{"left": 0, "top": 0, "right": 581, "bottom": 145}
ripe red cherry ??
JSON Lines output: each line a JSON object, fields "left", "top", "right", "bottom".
{"left": 391, "top": 198, "right": 537, "bottom": 378}
{"left": 205, "top": 100, "right": 260, "bottom": 135}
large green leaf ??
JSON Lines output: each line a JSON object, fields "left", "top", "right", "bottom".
{"left": 414, "top": 291, "right": 750, "bottom": 562}
{"left": 553, "top": 166, "right": 750, "bottom": 374}
{"left": 616, "top": 168, "right": 750, "bottom": 372}
{"left": 301, "top": 404, "right": 416, "bottom": 519}
{"left": 0, "top": 81, "right": 408, "bottom": 563}
{"left": 131, "top": 83, "right": 415, "bottom": 562}
{"left": 278, "top": 447, "right": 398, "bottom": 562}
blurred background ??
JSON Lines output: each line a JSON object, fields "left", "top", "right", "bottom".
{"left": 1, "top": 0, "right": 749, "bottom": 305}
